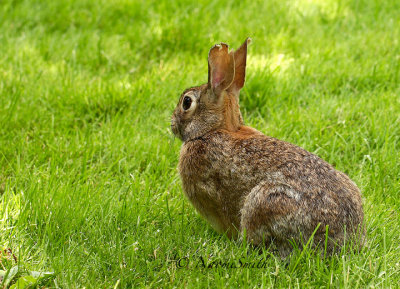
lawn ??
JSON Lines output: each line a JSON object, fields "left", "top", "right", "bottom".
{"left": 0, "top": 0, "right": 399, "bottom": 287}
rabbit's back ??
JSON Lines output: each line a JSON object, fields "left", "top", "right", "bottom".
{"left": 179, "top": 126, "right": 364, "bottom": 248}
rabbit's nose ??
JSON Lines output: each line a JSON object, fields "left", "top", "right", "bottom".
{"left": 171, "top": 119, "right": 178, "bottom": 135}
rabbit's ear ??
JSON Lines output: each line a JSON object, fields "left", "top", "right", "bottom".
{"left": 228, "top": 38, "right": 251, "bottom": 98}
{"left": 208, "top": 43, "right": 235, "bottom": 97}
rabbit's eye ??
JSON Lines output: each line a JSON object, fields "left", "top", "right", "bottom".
{"left": 182, "top": 96, "right": 192, "bottom": 111}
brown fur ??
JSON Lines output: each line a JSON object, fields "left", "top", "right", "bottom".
{"left": 171, "top": 39, "right": 365, "bottom": 257}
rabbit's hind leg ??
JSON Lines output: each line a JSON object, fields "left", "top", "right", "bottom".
{"left": 240, "top": 181, "right": 302, "bottom": 257}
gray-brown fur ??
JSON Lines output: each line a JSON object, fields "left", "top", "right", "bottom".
{"left": 171, "top": 39, "right": 365, "bottom": 257}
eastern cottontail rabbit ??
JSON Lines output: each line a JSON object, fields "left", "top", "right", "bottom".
{"left": 171, "top": 39, "right": 365, "bottom": 257}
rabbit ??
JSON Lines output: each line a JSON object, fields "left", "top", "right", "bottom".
{"left": 171, "top": 38, "right": 365, "bottom": 257}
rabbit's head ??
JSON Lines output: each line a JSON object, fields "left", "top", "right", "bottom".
{"left": 171, "top": 38, "right": 251, "bottom": 141}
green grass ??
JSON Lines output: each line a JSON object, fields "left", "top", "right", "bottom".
{"left": 1, "top": 0, "right": 399, "bottom": 287}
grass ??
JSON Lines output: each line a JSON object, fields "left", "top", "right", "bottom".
{"left": 0, "top": 0, "right": 399, "bottom": 287}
